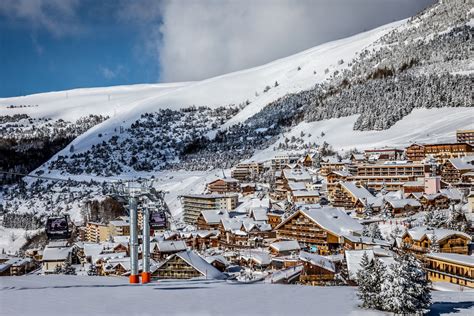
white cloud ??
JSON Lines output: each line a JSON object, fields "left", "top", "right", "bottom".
{"left": 154, "top": 0, "right": 435, "bottom": 82}
{"left": 0, "top": 0, "right": 81, "bottom": 37}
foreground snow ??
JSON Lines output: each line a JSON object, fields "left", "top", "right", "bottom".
{"left": 0, "top": 276, "right": 472, "bottom": 316}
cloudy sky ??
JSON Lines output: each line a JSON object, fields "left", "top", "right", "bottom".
{"left": 0, "top": 0, "right": 435, "bottom": 97}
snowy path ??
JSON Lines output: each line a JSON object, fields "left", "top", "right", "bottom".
{"left": 0, "top": 275, "right": 472, "bottom": 316}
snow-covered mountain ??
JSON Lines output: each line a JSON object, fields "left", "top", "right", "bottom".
{"left": 0, "top": 0, "right": 473, "bottom": 226}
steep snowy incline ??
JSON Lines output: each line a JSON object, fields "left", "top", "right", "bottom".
{"left": 251, "top": 107, "right": 474, "bottom": 161}
{"left": 0, "top": 82, "right": 192, "bottom": 121}
{"left": 50, "top": 20, "right": 404, "bottom": 154}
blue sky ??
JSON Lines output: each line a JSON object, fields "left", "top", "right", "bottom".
{"left": 0, "top": 0, "right": 434, "bottom": 98}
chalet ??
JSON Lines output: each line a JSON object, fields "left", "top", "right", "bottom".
{"left": 441, "top": 157, "right": 474, "bottom": 185}
{"left": 384, "top": 197, "right": 421, "bottom": 216}
{"left": 269, "top": 240, "right": 301, "bottom": 256}
{"left": 406, "top": 142, "right": 474, "bottom": 163}
{"left": 275, "top": 206, "right": 363, "bottom": 255}
{"left": 181, "top": 194, "right": 238, "bottom": 224}
{"left": 153, "top": 250, "right": 225, "bottom": 280}
{"left": 419, "top": 193, "right": 449, "bottom": 210}
{"left": 425, "top": 253, "right": 473, "bottom": 288}
{"left": 326, "top": 170, "right": 352, "bottom": 194}
{"left": 329, "top": 182, "right": 380, "bottom": 213}
{"left": 241, "top": 183, "right": 256, "bottom": 195}
{"left": 218, "top": 217, "right": 273, "bottom": 250}
{"left": 401, "top": 227, "right": 471, "bottom": 256}
{"left": 267, "top": 210, "right": 285, "bottom": 229}
{"left": 180, "top": 230, "right": 220, "bottom": 250}
{"left": 204, "top": 255, "right": 230, "bottom": 272}
{"left": 289, "top": 190, "right": 320, "bottom": 204}
{"left": 206, "top": 178, "right": 240, "bottom": 194}
{"left": 250, "top": 208, "right": 269, "bottom": 222}
{"left": 298, "top": 251, "right": 337, "bottom": 285}
{"left": 0, "top": 257, "right": 35, "bottom": 276}
{"left": 320, "top": 157, "right": 347, "bottom": 177}
{"left": 42, "top": 245, "right": 73, "bottom": 274}
{"left": 403, "top": 181, "right": 425, "bottom": 194}
{"left": 300, "top": 153, "right": 318, "bottom": 167}
{"left": 239, "top": 249, "right": 272, "bottom": 268}
{"left": 150, "top": 240, "right": 187, "bottom": 260}
{"left": 196, "top": 209, "right": 230, "bottom": 230}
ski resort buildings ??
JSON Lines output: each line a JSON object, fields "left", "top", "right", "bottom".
{"left": 181, "top": 194, "right": 239, "bottom": 224}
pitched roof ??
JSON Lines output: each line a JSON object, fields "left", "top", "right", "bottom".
{"left": 282, "top": 169, "right": 312, "bottom": 182}
{"left": 175, "top": 251, "right": 225, "bottom": 279}
{"left": 152, "top": 240, "right": 187, "bottom": 253}
{"left": 276, "top": 206, "right": 363, "bottom": 237}
{"left": 200, "top": 209, "right": 229, "bottom": 224}
{"left": 405, "top": 227, "right": 471, "bottom": 242}
{"left": 448, "top": 157, "right": 474, "bottom": 170}
{"left": 299, "top": 251, "right": 335, "bottom": 273}
{"left": 42, "top": 246, "right": 72, "bottom": 261}
{"left": 270, "top": 240, "right": 300, "bottom": 252}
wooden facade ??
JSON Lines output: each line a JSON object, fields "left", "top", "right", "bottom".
{"left": 406, "top": 143, "right": 474, "bottom": 163}
{"left": 425, "top": 254, "right": 473, "bottom": 288}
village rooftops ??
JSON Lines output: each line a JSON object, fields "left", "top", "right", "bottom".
{"left": 283, "top": 169, "right": 312, "bottom": 182}
{"left": 292, "top": 190, "right": 320, "bottom": 197}
{"left": 200, "top": 209, "right": 230, "bottom": 224}
{"left": 425, "top": 253, "right": 474, "bottom": 267}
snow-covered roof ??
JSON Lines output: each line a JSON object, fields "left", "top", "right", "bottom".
{"left": 449, "top": 157, "right": 474, "bottom": 170}
{"left": 296, "top": 207, "right": 363, "bottom": 237}
{"left": 239, "top": 250, "right": 271, "bottom": 265}
{"left": 439, "top": 188, "right": 463, "bottom": 201}
{"left": 42, "top": 246, "right": 72, "bottom": 261}
{"left": 152, "top": 240, "right": 187, "bottom": 253}
{"left": 385, "top": 197, "right": 421, "bottom": 208}
{"left": 251, "top": 208, "right": 268, "bottom": 221}
{"left": 405, "top": 227, "right": 471, "bottom": 242}
{"left": 299, "top": 251, "right": 335, "bottom": 273}
{"left": 201, "top": 209, "right": 229, "bottom": 224}
{"left": 282, "top": 169, "right": 312, "bottom": 182}
{"left": 174, "top": 251, "right": 225, "bottom": 279}
{"left": 292, "top": 190, "right": 320, "bottom": 197}
{"left": 269, "top": 240, "right": 300, "bottom": 252}
{"left": 425, "top": 253, "right": 474, "bottom": 267}
{"left": 204, "top": 255, "right": 230, "bottom": 267}
{"left": 345, "top": 249, "right": 374, "bottom": 280}
{"left": 47, "top": 240, "right": 69, "bottom": 248}
{"left": 287, "top": 182, "right": 307, "bottom": 191}
{"left": 341, "top": 182, "right": 374, "bottom": 202}
{"left": 343, "top": 235, "right": 391, "bottom": 247}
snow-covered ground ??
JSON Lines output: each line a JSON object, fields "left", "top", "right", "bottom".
{"left": 251, "top": 107, "right": 474, "bottom": 161}
{"left": 0, "top": 276, "right": 472, "bottom": 316}
{"left": 0, "top": 227, "right": 41, "bottom": 255}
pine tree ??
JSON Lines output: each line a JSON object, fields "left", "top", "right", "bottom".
{"left": 368, "top": 223, "right": 384, "bottom": 240}
{"left": 87, "top": 263, "right": 98, "bottom": 276}
{"left": 381, "top": 253, "right": 431, "bottom": 314}
{"left": 357, "top": 252, "right": 385, "bottom": 309}
{"left": 63, "top": 262, "right": 76, "bottom": 275}
{"left": 430, "top": 233, "right": 440, "bottom": 253}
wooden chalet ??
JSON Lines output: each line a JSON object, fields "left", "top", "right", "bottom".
{"left": 150, "top": 240, "right": 187, "bottom": 260}
{"left": 441, "top": 157, "right": 474, "bottom": 186}
{"left": 298, "top": 251, "right": 337, "bottom": 285}
{"left": 153, "top": 250, "right": 224, "bottom": 280}
{"left": 206, "top": 178, "right": 240, "bottom": 194}
{"left": 401, "top": 228, "right": 471, "bottom": 256}
{"left": 275, "top": 206, "right": 363, "bottom": 255}
{"left": 406, "top": 142, "right": 474, "bottom": 163}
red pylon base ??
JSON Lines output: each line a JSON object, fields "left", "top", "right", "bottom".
{"left": 141, "top": 272, "right": 151, "bottom": 284}
{"left": 129, "top": 274, "right": 140, "bottom": 284}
